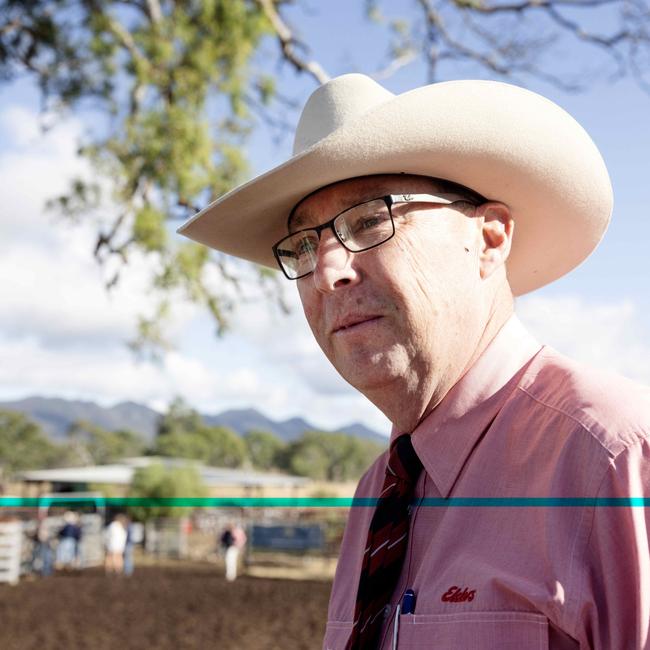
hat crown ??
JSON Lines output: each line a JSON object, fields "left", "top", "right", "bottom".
{"left": 180, "top": 73, "right": 612, "bottom": 297}
{"left": 292, "top": 73, "right": 395, "bottom": 155}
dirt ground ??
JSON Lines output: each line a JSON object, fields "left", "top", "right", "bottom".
{"left": 0, "top": 564, "right": 332, "bottom": 649}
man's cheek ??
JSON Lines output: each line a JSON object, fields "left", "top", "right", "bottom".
{"left": 300, "top": 301, "right": 324, "bottom": 340}
{"left": 297, "top": 286, "right": 316, "bottom": 320}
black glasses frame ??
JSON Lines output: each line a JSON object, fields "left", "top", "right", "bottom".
{"left": 271, "top": 194, "right": 477, "bottom": 280}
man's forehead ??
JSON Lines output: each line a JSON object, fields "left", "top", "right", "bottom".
{"left": 289, "top": 174, "right": 440, "bottom": 230}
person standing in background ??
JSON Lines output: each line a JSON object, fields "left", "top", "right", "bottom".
{"left": 221, "top": 522, "right": 247, "bottom": 582}
{"left": 104, "top": 514, "right": 127, "bottom": 575}
{"left": 31, "top": 515, "right": 53, "bottom": 577}
{"left": 122, "top": 515, "right": 135, "bottom": 577}
{"left": 56, "top": 510, "right": 80, "bottom": 570}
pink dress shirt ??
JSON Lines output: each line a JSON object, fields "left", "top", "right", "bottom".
{"left": 323, "top": 316, "right": 650, "bottom": 650}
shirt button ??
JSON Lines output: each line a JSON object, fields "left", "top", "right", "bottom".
{"left": 383, "top": 604, "right": 392, "bottom": 619}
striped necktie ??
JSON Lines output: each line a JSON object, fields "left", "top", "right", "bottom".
{"left": 345, "top": 434, "right": 423, "bottom": 650}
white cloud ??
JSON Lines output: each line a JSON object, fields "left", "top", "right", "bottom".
{"left": 2, "top": 238, "right": 139, "bottom": 348}
{"left": 517, "top": 294, "right": 650, "bottom": 384}
{"left": 0, "top": 335, "right": 161, "bottom": 405}
{"left": 229, "top": 287, "right": 358, "bottom": 397}
{"left": 305, "top": 392, "right": 391, "bottom": 435}
{"left": 0, "top": 334, "right": 271, "bottom": 415}
{"left": 0, "top": 102, "right": 200, "bottom": 351}
{"left": 0, "top": 105, "right": 78, "bottom": 152}
{"left": 0, "top": 107, "right": 89, "bottom": 241}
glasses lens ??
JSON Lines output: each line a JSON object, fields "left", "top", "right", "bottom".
{"left": 335, "top": 199, "right": 394, "bottom": 252}
{"left": 276, "top": 230, "right": 319, "bottom": 279}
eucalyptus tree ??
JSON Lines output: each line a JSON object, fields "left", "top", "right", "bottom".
{"left": 1, "top": 0, "right": 648, "bottom": 351}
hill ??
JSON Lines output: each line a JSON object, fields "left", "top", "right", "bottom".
{"left": 0, "top": 396, "right": 388, "bottom": 445}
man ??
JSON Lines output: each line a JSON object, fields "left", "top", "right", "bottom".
{"left": 56, "top": 510, "right": 82, "bottom": 570}
{"left": 220, "top": 521, "right": 247, "bottom": 582}
{"left": 179, "top": 74, "right": 650, "bottom": 648}
{"left": 31, "top": 514, "right": 53, "bottom": 577}
{"left": 104, "top": 513, "right": 127, "bottom": 575}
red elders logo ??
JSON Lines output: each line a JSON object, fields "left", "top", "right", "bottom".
{"left": 441, "top": 586, "right": 476, "bottom": 603}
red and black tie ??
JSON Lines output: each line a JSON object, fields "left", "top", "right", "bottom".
{"left": 345, "top": 434, "right": 423, "bottom": 650}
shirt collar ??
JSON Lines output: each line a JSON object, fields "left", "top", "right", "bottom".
{"left": 390, "top": 315, "right": 542, "bottom": 497}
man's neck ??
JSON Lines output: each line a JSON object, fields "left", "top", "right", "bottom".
{"left": 369, "top": 293, "right": 514, "bottom": 433}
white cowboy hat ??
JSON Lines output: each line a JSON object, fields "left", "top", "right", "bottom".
{"left": 178, "top": 73, "right": 612, "bottom": 295}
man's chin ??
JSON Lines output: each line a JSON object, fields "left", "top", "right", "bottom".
{"left": 335, "top": 360, "right": 398, "bottom": 394}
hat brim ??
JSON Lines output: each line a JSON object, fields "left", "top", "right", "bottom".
{"left": 178, "top": 80, "right": 612, "bottom": 296}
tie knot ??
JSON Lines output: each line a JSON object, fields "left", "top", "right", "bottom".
{"left": 386, "top": 434, "right": 422, "bottom": 484}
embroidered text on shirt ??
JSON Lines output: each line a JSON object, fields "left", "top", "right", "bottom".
{"left": 441, "top": 586, "right": 476, "bottom": 603}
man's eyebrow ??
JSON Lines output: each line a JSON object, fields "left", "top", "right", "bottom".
{"left": 288, "top": 212, "right": 306, "bottom": 231}
{"left": 288, "top": 190, "right": 391, "bottom": 232}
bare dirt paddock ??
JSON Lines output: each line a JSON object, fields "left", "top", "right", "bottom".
{"left": 0, "top": 565, "right": 331, "bottom": 649}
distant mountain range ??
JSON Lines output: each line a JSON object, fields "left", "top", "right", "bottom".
{"left": 0, "top": 396, "right": 388, "bottom": 445}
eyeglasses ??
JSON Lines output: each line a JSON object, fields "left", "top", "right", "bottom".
{"left": 272, "top": 194, "right": 478, "bottom": 280}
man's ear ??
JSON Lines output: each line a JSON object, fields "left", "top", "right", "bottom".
{"left": 475, "top": 202, "right": 514, "bottom": 280}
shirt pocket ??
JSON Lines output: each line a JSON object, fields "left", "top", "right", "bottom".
{"left": 323, "top": 620, "right": 353, "bottom": 650}
{"left": 397, "top": 611, "right": 549, "bottom": 649}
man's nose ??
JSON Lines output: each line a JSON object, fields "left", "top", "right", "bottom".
{"left": 311, "top": 229, "right": 360, "bottom": 293}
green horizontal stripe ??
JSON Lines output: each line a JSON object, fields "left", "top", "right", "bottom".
{"left": 419, "top": 497, "right": 650, "bottom": 507}
{"left": 1, "top": 497, "right": 649, "bottom": 508}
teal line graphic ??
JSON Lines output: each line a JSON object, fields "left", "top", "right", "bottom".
{"left": 1, "top": 497, "right": 649, "bottom": 508}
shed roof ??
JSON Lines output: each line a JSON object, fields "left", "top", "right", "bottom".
{"left": 20, "top": 456, "right": 310, "bottom": 488}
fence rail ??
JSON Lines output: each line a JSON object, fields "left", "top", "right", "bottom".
{"left": 0, "top": 521, "right": 22, "bottom": 584}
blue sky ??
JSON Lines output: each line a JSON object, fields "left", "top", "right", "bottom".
{"left": 1, "top": 3, "right": 648, "bottom": 436}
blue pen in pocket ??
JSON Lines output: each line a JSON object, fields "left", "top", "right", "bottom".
{"left": 401, "top": 589, "right": 416, "bottom": 615}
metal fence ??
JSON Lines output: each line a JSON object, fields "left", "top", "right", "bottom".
{"left": 20, "top": 514, "right": 104, "bottom": 575}
{"left": 0, "top": 521, "right": 21, "bottom": 584}
{"left": 144, "top": 518, "right": 189, "bottom": 558}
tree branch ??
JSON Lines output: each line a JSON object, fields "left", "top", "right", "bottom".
{"left": 459, "top": 12, "right": 588, "bottom": 90}
{"left": 0, "top": 17, "right": 21, "bottom": 35}
{"left": 372, "top": 49, "right": 418, "bottom": 80}
{"left": 418, "top": 0, "right": 515, "bottom": 77}
{"left": 176, "top": 198, "right": 202, "bottom": 215}
{"left": 145, "top": 0, "right": 163, "bottom": 24}
{"left": 94, "top": 210, "right": 131, "bottom": 267}
{"left": 101, "top": 9, "right": 149, "bottom": 113}
{"left": 256, "top": 0, "right": 330, "bottom": 85}
{"left": 457, "top": 0, "right": 622, "bottom": 14}
{"left": 417, "top": 0, "right": 634, "bottom": 92}
{"left": 545, "top": 4, "right": 630, "bottom": 48}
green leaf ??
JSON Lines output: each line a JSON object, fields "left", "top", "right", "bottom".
{"left": 133, "top": 204, "right": 167, "bottom": 252}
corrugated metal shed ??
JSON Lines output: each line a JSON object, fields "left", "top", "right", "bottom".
{"left": 20, "top": 456, "right": 309, "bottom": 488}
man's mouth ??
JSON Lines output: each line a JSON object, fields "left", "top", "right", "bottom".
{"left": 332, "top": 315, "right": 382, "bottom": 334}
